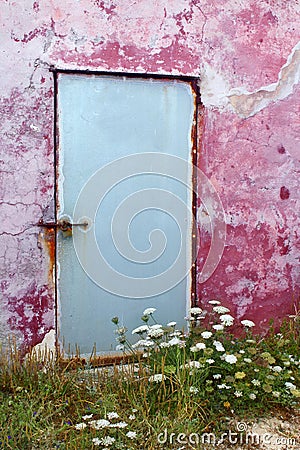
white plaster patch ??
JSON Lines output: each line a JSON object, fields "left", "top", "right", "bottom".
{"left": 199, "top": 63, "right": 232, "bottom": 110}
{"left": 29, "top": 329, "right": 56, "bottom": 360}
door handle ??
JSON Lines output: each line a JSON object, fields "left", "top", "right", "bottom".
{"left": 38, "top": 219, "right": 88, "bottom": 231}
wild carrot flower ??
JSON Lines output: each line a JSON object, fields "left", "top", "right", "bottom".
{"left": 89, "top": 419, "right": 110, "bottom": 429}
{"left": 190, "top": 386, "right": 199, "bottom": 394}
{"left": 241, "top": 319, "right": 255, "bottom": 328}
{"left": 131, "top": 325, "right": 149, "bottom": 335}
{"left": 190, "top": 307, "right": 203, "bottom": 315}
{"left": 196, "top": 342, "right": 206, "bottom": 350}
{"left": 213, "top": 306, "right": 230, "bottom": 314}
{"left": 107, "top": 412, "right": 119, "bottom": 420}
{"left": 184, "top": 361, "right": 201, "bottom": 369}
{"left": 208, "top": 300, "right": 221, "bottom": 305}
{"left": 201, "top": 331, "right": 213, "bottom": 339}
{"left": 147, "top": 328, "right": 164, "bottom": 338}
{"left": 143, "top": 307, "right": 156, "bottom": 316}
{"left": 99, "top": 436, "right": 116, "bottom": 445}
{"left": 75, "top": 423, "right": 87, "bottom": 430}
{"left": 82, "top": 414, "right": 93, "bottom": 420}
{"left": 234, "top": 391, "right": 243, "bottom": 397}
{"left": 212, "top": 324, "right": 224, "bottom": 331}
{"left": 190, "top": 345, "right": 200, "bottom": 352}
{"left": 110, "top": 421, "right": 128, "bottom": 428}
{"left": 126, "top": 431, "right": 137, "bottom": 439}
{"left": 213, "top": 340, "right": 225, "bottom": 352}
{"left": 220, "top": 314, "right": 234, "bottom": 326}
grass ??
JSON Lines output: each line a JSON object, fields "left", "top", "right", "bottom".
{"left": 0, "top": 301, "right": 299, "bottom": 449}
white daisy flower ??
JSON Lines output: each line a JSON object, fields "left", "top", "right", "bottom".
{"left": 272, "top": 366, "right": 283, "bottom": 372}
{"left": 243, "top": 358, "right": 252, "bottom": 363}
{"left": 224, "top": 354, "right": 237, "bottom": 364}
{"left": 285, "top": 382, "right": 296, "bottom": 390}
{"left": 251, "top": 379, "right": 261, "bottom": 386}
{"left": 249, "top": 393, "right": 256, "bottom": 400}
{"left": 272, "top": 391, "right": 280, "bottom": 398}
{"left": 206, "top": 359, "right": 215, "bottom": 364}
{"left": 208, "top": 300, "right": 221, "bottom": 305}
{"left": 167, "top": 321, "right": 177, "bottom": 327}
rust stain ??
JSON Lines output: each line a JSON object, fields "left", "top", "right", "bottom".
{"left": 39, "top": 228, "right": 55, "bottom": 286}
{"left": 58, "top": 353, "right": 138, "bottom": 369}
{"left": 191, "top": 82, "right": 204, "bottom": 308}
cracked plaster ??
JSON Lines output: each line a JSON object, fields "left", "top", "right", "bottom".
{"left": 0, "top": 0, "right": 299, "bottom": 349}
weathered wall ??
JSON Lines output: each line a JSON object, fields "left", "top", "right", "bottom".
{"left": 0, "top": 0, "right": 299, "bottom": 349}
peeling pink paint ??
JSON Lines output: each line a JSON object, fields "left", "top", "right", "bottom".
{"left": 0, "top": 0, "right": 299, "bottom": 349}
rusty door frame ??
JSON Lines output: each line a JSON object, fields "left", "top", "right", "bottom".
{"left": 51, "top": 68, "right": 202, "bottom": 365}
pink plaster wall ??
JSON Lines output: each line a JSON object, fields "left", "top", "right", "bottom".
{"left": 0, "top": 0, "right": 299, "bottom": 349}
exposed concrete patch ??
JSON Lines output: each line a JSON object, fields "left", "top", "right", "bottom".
{"left": 229, "top": 41, "right": 300, "bottom": 117}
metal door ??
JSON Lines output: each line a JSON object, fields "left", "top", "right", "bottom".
{"left": 56, "top": 73, "right": 197, "bottom": 355}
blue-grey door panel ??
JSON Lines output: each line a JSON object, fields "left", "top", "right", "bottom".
{"left": 57, "top": 74, "right": 195, "bottom": 354}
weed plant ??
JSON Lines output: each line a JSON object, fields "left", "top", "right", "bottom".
{"left": 0, "top": 301, "right": 299, "bottom": 449}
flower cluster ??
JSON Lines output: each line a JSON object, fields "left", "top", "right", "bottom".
{"left": 74, "top": 409, "right": 138, "bottom": 447}
{"left": 111, "top": 300, "right": 300, "bottom": 414}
